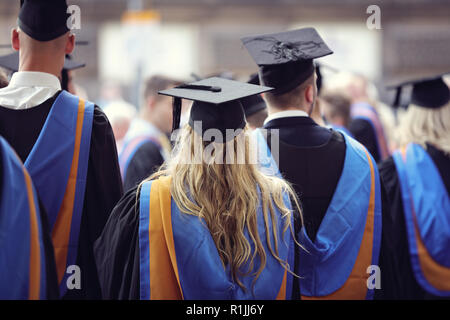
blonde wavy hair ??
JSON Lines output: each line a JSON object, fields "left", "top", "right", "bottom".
{"left": 141, "top": 125, "right": 303, "bottom": 291}
{"left": 395, "top": 102, "right": 450, "bottom": 155}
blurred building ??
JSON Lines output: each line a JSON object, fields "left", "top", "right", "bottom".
{"left": 0, "top": 0, "right": 449, "bottom": 106}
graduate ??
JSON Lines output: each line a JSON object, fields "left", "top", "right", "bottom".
{"left": 379, "top": 74, "right": 450, "bottom": 299}
{"left": 119, "top": 75, "right": 176, "bottom": 192}
{"left": 94, "top": 77, "right": 301, "bottom": 300}
{"left": 242, "top": 27, "right": 398, "bottom": 299}
{"left": 0, "top": 136, "right": 59, "bottom": 299}
{"left": 0, "top": 0, "right": 123, "bottom": 299}
{"left": 347, "top": 74, "right": 390, "bottom": 162}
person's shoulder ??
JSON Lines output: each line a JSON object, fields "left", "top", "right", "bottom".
{"left": 349, "top": 117, "right": 374, "bottom": 133}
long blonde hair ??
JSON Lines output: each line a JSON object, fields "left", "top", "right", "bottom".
{"left": 141, "top": 125, "right": 303, "bottom": 290}
{"left": 395, "top": 102, "right": 450, "bottom": 155}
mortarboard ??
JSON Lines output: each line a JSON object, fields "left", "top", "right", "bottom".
{"left": 387, "top": 73, "right": 450, "bottom": 109}
{"left": 242, "top": 28, "right": 333, "bottom": 96}
{"left": 240, "top": 73, "right": 267, "bottom": 117}
{"left": 0, "top": 51, "right": 85, "bottom": 73}
{"left": 159, "top": 77, "right": 273, "bottom": 140}
{"left": 18, "top": 0, "right": 70, "bottom": 42}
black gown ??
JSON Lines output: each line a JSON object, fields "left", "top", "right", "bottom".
{"left": 378, "top": 143, "right": 450, "bottom": 299}
{"left": 123, "top": 141, "right": 164, "bottom": 192}
{"left": 349, "top": 118, "right": 381, "bottom": 162}
{"left": 0, "top": 91, "right": 124, "bottom": 299}
{"left": 264, "top": 116, "right": 399, "bottom": 299}
{"left": 0, "top": 141, "right": 59, "bottom": 299}
{"left": 94, "top": 116, "right": 399, "bottom": 300}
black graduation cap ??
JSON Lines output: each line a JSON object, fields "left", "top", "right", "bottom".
{"left": 240, "top": 73, "right": 267, "bottom": 117}
{"left": 242, "top": 27, "right": 333, "bottom": 96}
{"left": 159, "top": 77, "right": 273, "bottom": 140}
{"left": 387, "top": 73, "right": 450, "bottom": 109}
{"left": 18, "top": 0, "right": 70, "bottom": 42}
{"left": 0, "top": 52, "right": 85, "bottom": 73}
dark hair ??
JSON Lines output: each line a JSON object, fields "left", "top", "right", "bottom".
{"left": 0, "top": 70, "right": 8, "bottom": 89}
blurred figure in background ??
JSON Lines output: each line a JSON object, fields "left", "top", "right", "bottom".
{"left": 119, "top": 75, "right": 179, "bottom": 192}
{"left": 378, "top": 74, "right": 450, "bottom": 299}
{"left": 103, "top": 99, "right": 137, "bottom": 153}
{"left": 327, "top": 72, "right": 391, "bottom": 162}
{"left": 321, "top": 91, "right": 353, "bottom": 137}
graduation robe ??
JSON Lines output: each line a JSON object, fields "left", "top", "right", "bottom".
{"left": 120, "top": 140, "right": 165, "bottom": 192}
{"left": 349, "top": 102, "right": 390, "bottom": 163}
{"left": 94, "top": 176, "right": 297, "bottom": 300}
{"left": 0, "top": 136, "right": 59, "bottom": 299}
{"left": 0, "top": 91, "right": 123, "bottom": 299}
{"left": 262, "top": 116, "right": 400, "bottom": 299}
{"left": 378, "top": 143, "right": 450, "bottom": 299}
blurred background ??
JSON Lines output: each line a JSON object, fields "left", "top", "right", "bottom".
{"left": 0, "top": 0, "right": 449, "bottom": 109}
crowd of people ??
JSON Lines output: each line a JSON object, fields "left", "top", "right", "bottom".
{"left": 0, "top": 0, "right": 449, "bottom": 300}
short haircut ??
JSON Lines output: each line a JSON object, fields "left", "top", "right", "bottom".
{"left": 263, "top": 72, "right": 315, "bottom": 110}
{"left": 142, "top": 75, "right": 181, "bottom": 103}
{"left": 0, "top": 70, "right": 8, "bottom": 89}
{"left": 321, "top": 92, "right": 351, "bottom": 126}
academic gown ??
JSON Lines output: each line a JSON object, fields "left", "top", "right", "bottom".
{"left": 349, "top": 118, "right": 381, "bottom": 162}
{"left": 123, "top": 141, "right": 164, "bottom": 192}
{"left": 378, "top": 143, "right": 450, "bottom": 299}
{"left": 263, "top": 116, "right": 400, "bottom": 299}
{"left": 0, "top": 91, "right": 124, "bottom": 299}
{"left": 94, "top": 183, "right": 296, "bottom": 300}
{"left": 0, "top": 138, "right": 59, "bottom": 299}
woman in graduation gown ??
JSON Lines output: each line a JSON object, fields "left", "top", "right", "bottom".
{"left": 94, "top": 77, "right": 301, "bottom": 300}
{"left": 378, "top": 75, "right": 450, "bottom": 299}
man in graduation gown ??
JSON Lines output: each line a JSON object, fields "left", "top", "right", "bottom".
{"left": 242, "top": 27, "right": 399, "bottom": 299}
{"left": 119, "top": 75, "right": 176, "bottom": 192}
{"left": 0, "top": 136, "right": 59, "bottom": 299}
{"left": 0, "top": 0, "right": 123, "bottom": 299}
{"left": 379, "top": 75, "right": 450, "bottom": 299}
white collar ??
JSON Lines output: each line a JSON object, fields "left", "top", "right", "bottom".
{"left": 9, "top": 71, "right": 61, "bottom": 90}
{"left": 264, "top": 110, "right": 309, "bottom": 125}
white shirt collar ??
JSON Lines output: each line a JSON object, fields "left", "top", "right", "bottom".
{"left": 264, "top": 110, "right": 309, "bottom": 125}
{"left": 9, "top": 71, "right": 62, "bottom": 90}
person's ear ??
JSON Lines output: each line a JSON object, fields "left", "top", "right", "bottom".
{"left": 65, "top": 33, "right": 75, "bottom": 54}
{"left": 305, "top": 84, "right": 315, "bottom": 104}
{"left": 11, "top": 28, "right": 20, "bottom": 51}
